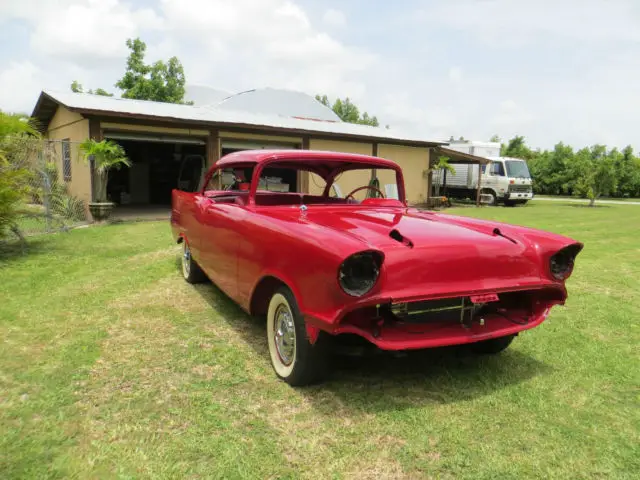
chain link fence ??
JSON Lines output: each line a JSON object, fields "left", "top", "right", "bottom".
{"left": 10, "top": 138, "right": 89, "bottom": 239}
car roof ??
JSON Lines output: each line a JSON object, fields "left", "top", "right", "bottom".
{"left": 215, "top": 149, "right": 400, "bottom": 169}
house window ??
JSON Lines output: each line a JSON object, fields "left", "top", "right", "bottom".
{"left": 62, "top": 139, "right": 71, "bottom": 182}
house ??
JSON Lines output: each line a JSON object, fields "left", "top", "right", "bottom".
{"left": 31, "top": 88, "right": 482, "bottom": 209}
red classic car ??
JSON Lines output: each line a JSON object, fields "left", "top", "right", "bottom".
{"left": 171, "top": 150, "right": 582, "bottom": 385}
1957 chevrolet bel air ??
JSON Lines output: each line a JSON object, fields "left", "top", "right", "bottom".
{"left": 171, "top": 150, "right": 582, "bottom": 385}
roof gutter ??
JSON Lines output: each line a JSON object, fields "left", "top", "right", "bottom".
{"left": 70, "top": 107, "right": 446, "bottom": 148}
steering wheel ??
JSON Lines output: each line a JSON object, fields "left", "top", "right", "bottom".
{"left": 345, "top": 185, "right": 386, "bottom": 200}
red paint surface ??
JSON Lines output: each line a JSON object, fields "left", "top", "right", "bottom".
{"left": 172, "top": 150, "right": 582, "bottom": 350}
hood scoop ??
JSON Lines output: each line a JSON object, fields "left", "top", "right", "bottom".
{"left": 389, "top": 229, "right": 414, "bottom": 248}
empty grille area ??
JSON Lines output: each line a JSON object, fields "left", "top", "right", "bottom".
{"left": 388, "top": 297, "right": 481, "bottom": 325}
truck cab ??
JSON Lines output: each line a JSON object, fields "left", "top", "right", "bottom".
{"left": 483, "top": 156, "right": 533, "bottom": 205}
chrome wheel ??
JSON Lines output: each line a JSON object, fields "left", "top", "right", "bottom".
{"left": 274, "top": 303, "right": 296, "bottom": 366}
{"left": 266, "top": 288, "right": 329, "bottom": 385}
{"left": 182, "top": 242, "right": 191, "bottom": 278}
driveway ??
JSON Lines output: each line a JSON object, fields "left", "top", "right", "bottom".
{"left": 533, "top": 196, "right": 640, "bottom": 206}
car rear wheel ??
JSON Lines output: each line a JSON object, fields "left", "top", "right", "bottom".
{"left": 181, "top": 241, "right": 206, "bottom": 284}
{"left": 470, "top": 334, "right": 515, "bottom": 354}
{"left": 267, "top": 287, "right": 329, "bottom": 386}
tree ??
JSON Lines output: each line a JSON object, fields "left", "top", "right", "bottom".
{"left": 527, "top": 142, "right": 575, "bottom": 195}
{"left": 502, "top": 135, "right": 534, "bottom": 160}
{"left": 572, "top": 145, "right": 618, "bottom": 207}
{"left": 615, "top": 146, "right": 637, "bottom": 197}
{"left": 116, "top": 38, "right": 189, "bottom": 104}
{"left": 79, "top": 139, "right": 131, "bottom": 203}
{"left": 0, "top": 111, "right": 39, "bottom": 240}
{"left": 70, "top": 80, "right": 113, "bottom": 97}
{"left": 489, "top": 134, "right": 501, "bottom": 143}
{"left": 315, "top": 94, "right": 379, "bottom": 126}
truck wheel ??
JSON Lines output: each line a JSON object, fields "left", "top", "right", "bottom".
{"left": 483, "top": 190, "right": 497, "bottom": 206}
{"left": 181, "top": 241, "right": 207, "bottom": 284}
{"left": 470, "top": 334, "right": 515, "bottom": 354}
{"left": 267, "top": 286, "right": 329, "bottom": 386}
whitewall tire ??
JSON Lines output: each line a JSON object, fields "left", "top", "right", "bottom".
{"left": 181, "top": 241, "right": 206, "bottom": 284}
{"left": 266, "top": 287, "right": 329, "bottom": 386}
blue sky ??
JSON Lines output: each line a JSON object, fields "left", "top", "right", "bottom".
{"left": 1, "top": 0, "right": 639, "bottom": 150}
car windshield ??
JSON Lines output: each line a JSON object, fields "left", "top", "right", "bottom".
{"left": 204, "top": 163, "right": 402, "bottom": 206}
{"left": 505, "top": 160, "right": 531, "bottom": 178}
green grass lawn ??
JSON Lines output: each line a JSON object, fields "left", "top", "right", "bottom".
{"left": 1, "top": 202, "right": 638, "bottom": 479}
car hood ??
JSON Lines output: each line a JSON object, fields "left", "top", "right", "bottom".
{"left": 298, "top": 207, "right": 545, "bottom": 297}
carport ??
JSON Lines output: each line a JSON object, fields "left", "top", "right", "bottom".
{"left": 430, "top": 146, "right": 492, "bottom": 206}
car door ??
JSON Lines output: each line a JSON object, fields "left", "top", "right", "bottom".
{"left": 197, "top": 199, "right": 247, "bottom": 300}
{"left": 196, "top": 166, "right": 251, "bottom": 302}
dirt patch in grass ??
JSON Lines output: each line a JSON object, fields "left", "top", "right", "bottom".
{"left": 125, "top": 246, "right": 180, "bottom": 264}
{"left": 343, "top": 457, "right": 407, "bottom": 479}
{"left": 110, "top": 275, "right": 209, "bottom": 314}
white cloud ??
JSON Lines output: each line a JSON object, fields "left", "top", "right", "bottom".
{"left": 0, "top": 61, "right": 43, "bottom": 113}
{"left": 448, "top": 67, "right": 463, "bottom": 84}
{"left": 1, "top": 0, "right": 639, "bottom": 150}
{"left": 323, "top": 8, "right": 347, "bottom": 28}
{"left": 3, "top": 0, "right": 162, "bottom": 61}
{"left": 415, "top": 0, "right": 640, "bottom": 46}
{"left": 158, "top": 0, "right": 375, "bottom": 100}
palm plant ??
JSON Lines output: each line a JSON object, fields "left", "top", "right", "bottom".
{"left": 433, "top": 156, "right": 456, "bottom": 197}
{"left": 79, "top": 139, "right": 130, "bottom": 203}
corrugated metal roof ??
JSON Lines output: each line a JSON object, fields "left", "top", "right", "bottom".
{"left": 217, "top": 88, "right": 341, "bottom": 122}
{"left": 34, "top": 90, "right": 444, "bottom": 146}
{"left": 184, "top": 85, "right": 233, "bottom": 106}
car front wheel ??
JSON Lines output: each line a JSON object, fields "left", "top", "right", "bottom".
{"left": 267, "top": 287, "right": 329, "bottom": 386}
{"left": 470, "top": 334, "right": 515, "bottom": 354}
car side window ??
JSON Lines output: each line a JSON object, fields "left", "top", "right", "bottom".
{"left": 489, "top": 162, "right": 505, "bottom": 176}
{"left": 205, "top": 167, "right": 253, "bottom": 192}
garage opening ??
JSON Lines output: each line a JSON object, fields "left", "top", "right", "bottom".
{"left": 105, "top": 133, "right": 206, "bottom": 206}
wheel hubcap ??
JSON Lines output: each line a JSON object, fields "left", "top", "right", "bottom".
{"left": 182, "top": 244, "right": 191, "bottom": 276}
{"left": 273, "top": 304, "right": 295, "bottom": 366}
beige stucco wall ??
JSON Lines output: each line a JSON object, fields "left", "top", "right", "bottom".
{"left": 47, "top": 106, "right": 92, "bottom": 204}
{"left": 378, "top": 144, "right": 431, "bottom": 204}
{"left": 220, "top": 131, "right": 303, "bottom": 144}
{"left": 101, "top": 122, "right": 209, "bottom": 137}
{"left": 307, "top": 139, "right": 374, "bottom": 196}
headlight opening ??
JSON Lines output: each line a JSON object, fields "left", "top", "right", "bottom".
{"left": 338, "top": 251, "right": 383, "bottom": 297}
{"left": 549, "top": 244, "right": 582, "bottom": 280}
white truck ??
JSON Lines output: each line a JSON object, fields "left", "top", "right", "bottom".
{"left": 437, "top": 141, "right": 534, "bottom": 206}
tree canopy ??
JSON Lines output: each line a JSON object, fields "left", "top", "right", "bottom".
{"left": 315, "top": 95, "right": 380, "bottom": 126}
{"left": 494, "top": 135, "right": 640, "bottom": 205}
{"left": 115, "top": 38, "right": 189, "bottom": 104}
{"left": 0, "top": 111, "right": 39, "bottom": 239}
{"left": 70, "top": 81, "right": 113, "bottom": 97}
